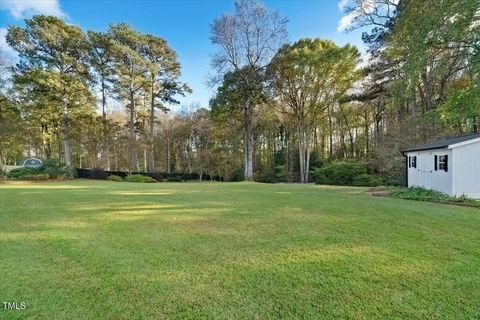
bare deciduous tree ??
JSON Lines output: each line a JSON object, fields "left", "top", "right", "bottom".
{"left": 210, "top": 0, "right": 288, "bottom": 180}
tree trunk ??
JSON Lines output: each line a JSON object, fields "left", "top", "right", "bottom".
{"left": 364, "top": 109, "right": 369, "bottom": 158}
{"left": 321, "top": 133, "right": 326, "bottom": 159}
{"left": 298, "top": 127, "right": 304, "bottom": 183}
{"left": 187, "top": 151, "right": 192, "bottom": 174}
{"left": 342, "top": 112, "right": 355, "bottom": 158}
{"left": 101, "top": 80, "right": 107, "bottom": 119}
{"left": 0, "top": 152, "right": 4, "bottom": 172}
{"left": 305, "top": 145, "right": 311, "bottom": 183}
{"left": 101, "top": 79, "right": 111, "bottom": 170}
{"left": 43, "top": 125, "right": 52, "bottom": 159}
{"left": 61, "top": 92, "right": 72, "bottom": 166}
{"left": 114, "top": 146, "right": 118, "bottom": 171}
{"left": 188, "top": 126, "right": 194, "bottom": 174}
{"left": 90, "top": 151, "right": 97, "bottom": 168}
{"left": 148, "top": 83, "right": 155, "bottom": 173}
{"left": 348, "top": 130, "right": 354, "bottom": 158}
{"left": 166, "top": 138, "right": 171, "bottom": 174}
{"left": 298, "top": 123, "right": 309, "bottom": 183}
{"left": 328, "top": 106, "right": 333, "bottom": 158}
{"left": 422, "top": 70, "right": 433, "bottom": 111}
{"left": 244, "top": 104, "right": 254, "bottom": 180}
{"left": 128, "top": 89, "right": 137, "bottom": 171}
{"left": 143, "top": 147, "right": 147, "bottom": 172}
{"left": 375, "top": 101, "right": 383, "bottom": 148}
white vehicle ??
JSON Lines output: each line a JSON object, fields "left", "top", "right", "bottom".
{"left": 22, "top": 158, "right": 43, "bottom": 168}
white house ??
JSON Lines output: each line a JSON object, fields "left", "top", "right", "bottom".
{"left": 402, "top": 133, "right": 480, "bottom": 199}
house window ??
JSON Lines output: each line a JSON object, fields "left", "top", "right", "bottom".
{"left": 438, "top": 155, "right": 448, "bottom": 171}
{"left": 412, "top": 156, "right": 417, "bottom": 169}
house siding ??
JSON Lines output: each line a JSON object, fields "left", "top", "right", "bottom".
{"left": 451, "top": 141, "right": 480, "bottom": 198}
{"left": 406, "top": 149, "right": 452, "bottom": 195}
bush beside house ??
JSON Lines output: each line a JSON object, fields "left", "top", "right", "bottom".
{"left": 391, "top": 187, "right": 480, "bottom": 208}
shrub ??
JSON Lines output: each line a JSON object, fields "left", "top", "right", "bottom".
{"left": 392, "top": 187, "right": 450, "bottom": 201}
{"left": 41, "top": 160, "right": 75, "bottom": 179}
{"left": 391, "top": 187, "right": 480, "bottom": 208}
{"left": 8, "top": 167, "right": 41, "bottom": 180}
{"left": 255, "top": 169, "right": 279, "bottom": 183}
{"left": 148, "top": 172, "right": 167, "bottom": 181}
{"left": 8, "top": 161, "right": 75, "bottom": 180}
{"left": 383, "top": 175, "right": 404, "bottom": 187}
{"left": 232, "top": 169, "right": 245, "bottom": 182}
{"left": 125, "top": 174, "right": 145, "bottom": 182}
{"left": 352, "top": 174, "right": 383, "bottom": 187}
{"left": 108, "top": 175, "right": 123, "bottom": 182}
{"left": 273, "top": 165, "right": 287, "bottom": 182}
{"left": 311, "top": 170, "right": 327, "bottom": 184}
{"left": 125, "top": 174, "right": 157, "bottom": 183}
{"left": 164, "top": 176, "right": 183, "bottom": 182}
{"left": 312, "top": 161, "right": 368, "bottom": 185}
{"left": 24, "top": 174, "right": 50, "bottom": 181}
{"left": 143, "top": 176, "right": 157, "bottom": 183}
{"left": 392, "top": 187, "right": 480, "bottom": 208}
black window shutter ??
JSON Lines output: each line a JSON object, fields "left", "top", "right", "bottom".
{"left": 444, "top": 155, "right": 448, "bottom": 172}
{"left": 408, "top": 156, "right": 411, "bottom": 168}
{"left": 434, "top": 155, "right": 438, "bottom": 171}
{"left": 414, "top": 156, "right": 417, "bottom": 168}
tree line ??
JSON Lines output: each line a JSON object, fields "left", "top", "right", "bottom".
{"left": 1, "top": 16, "right": 189, "bottom": 173}
{"left": 1, "top": 0, "right": 478, "bottom": 183}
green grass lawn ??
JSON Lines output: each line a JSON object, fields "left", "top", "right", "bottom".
{"left": 1, "top": 180, "right": 479, "bottom": 319}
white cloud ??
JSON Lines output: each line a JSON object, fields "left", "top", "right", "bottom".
{"left": 0, "top": 27, "right": 17, "bottom": 58}
{"left": 0, "top": 28, "right": 8, "bottom": 48}
{"left": 338, "top": 0, "right": 401, "bottom": 32}
{"left": 0, "top": 0, "right": 65, "bottom": 19}
{"left": 337, "top": 0, "right": 379, "bottom": 32}
{"left": 0, "top": 28, "right": 17, "bottom": 80}
{"left": 338, "top": 0, "right": 351, "bottom": 11}
{"left": 338, "top": 11, "right": 360, "bottom": 32}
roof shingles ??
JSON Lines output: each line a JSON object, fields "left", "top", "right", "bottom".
{"left": 402, "top": 133, "right": 480, "bottom": 153}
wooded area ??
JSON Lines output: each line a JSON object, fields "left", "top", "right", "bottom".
{"left": 1, "top": 0, "right": 478, "bottom": 183}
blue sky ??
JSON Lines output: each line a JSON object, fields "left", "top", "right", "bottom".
{"left": 0, "top": 0, "right": 366, "bottom": 109}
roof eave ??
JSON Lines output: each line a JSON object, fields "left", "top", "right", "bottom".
{"left": 447, "top": 137, "right": 480, "bottom": 149}
{"left": 401, "top": 146, "right": 448, "bottom": 154}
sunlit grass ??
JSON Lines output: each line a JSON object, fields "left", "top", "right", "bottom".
{"left": 108, "top": 191, "right": 175, "bottom": 195}
{"left": 1, "top": 180, "right": 479, "bottom": 319}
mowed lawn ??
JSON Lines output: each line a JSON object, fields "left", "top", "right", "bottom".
{"left": 1, "top": 181, "right": 479, "bottom": 319}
